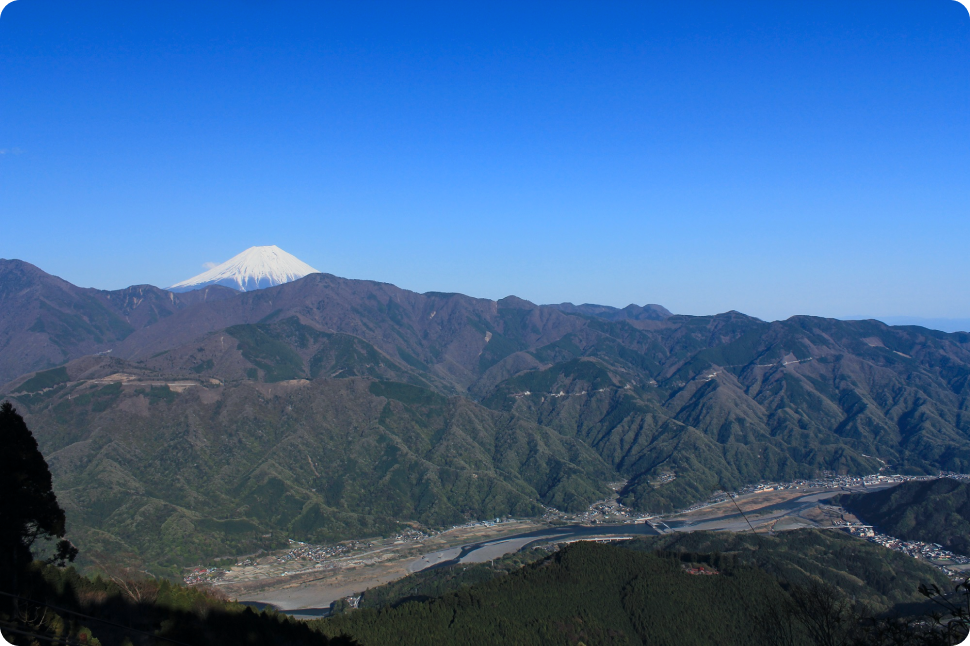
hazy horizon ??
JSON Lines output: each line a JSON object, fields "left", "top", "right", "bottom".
{"left": 4, "top": 248, "right": 968, "bottom": 334}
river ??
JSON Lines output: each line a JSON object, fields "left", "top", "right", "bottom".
{"left": 408, "top": 522, "right": 661, "bottom": 573}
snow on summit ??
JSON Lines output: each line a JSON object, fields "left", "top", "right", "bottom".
{"left": 167, "top": 245, "right": 320, "bottom": 293}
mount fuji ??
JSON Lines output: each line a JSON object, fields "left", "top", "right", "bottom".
{"left": 167, "top": 245, "right": 320, "bottom": 293}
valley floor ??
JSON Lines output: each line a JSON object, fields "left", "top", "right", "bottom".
{"left": 213, "top": 477, "right": 957, "bottom": 617}
{"left": 219, "top": 520, "right": 547, "bottom": 614}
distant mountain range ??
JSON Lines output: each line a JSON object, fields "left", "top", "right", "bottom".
{"left": 2, "top": 252, "right": 970, "bottom": 569}
{"left": 0, "top": 258, "right": 237, "bottom": 387}
{"left": 845, "top": 316, "right": 970, "bottom": 334}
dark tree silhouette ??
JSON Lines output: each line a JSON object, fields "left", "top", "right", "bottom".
{"left": 0, "top": 401, "right": 76, "bottom": 591}
{"left": 905, "top": 579, "right": 970, "bottom": 645}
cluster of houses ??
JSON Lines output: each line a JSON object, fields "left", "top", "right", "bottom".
{"left": 841, "top": 524, "right": 970, "bottom": 578}
{"left": 184, "top": 529, "right": 441, "bottom": 585}
{"left": 445, "top": 517, "right": 510, "bottom": 531}
{"left": 733, "top": 473, "right": 938, "bottom": 496}
{"left": 274, "top": 539, "right": 352, "bottom": 564}
{"left": 672, "top": 473, "right": 952, "bottom": 516}
{"left": 390, "top": 528, "right": 433, "bottom": 544}
{"left": 552, "top": 499, "right": 647, "bottom": 525}
{"left": 184, "top": 566, "right": 229, "bottom": 585}
{"left": 343, "top": 595, "right": 362, "bottom": 609}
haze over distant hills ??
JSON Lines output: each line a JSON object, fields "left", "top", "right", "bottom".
{"left": 845, "top": 316, "right": 970, "bottom": 334}
{"left": 2, "top": 249, "right": 970, "bottom": 568}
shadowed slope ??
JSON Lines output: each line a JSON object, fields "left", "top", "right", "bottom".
{"left": 838, "top": 478, "right": 970, "bottom": 557}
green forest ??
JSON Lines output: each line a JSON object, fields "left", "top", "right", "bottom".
{"left": 338, "top": 530, "right": 950, "bottom": 619}
{"left": 315, "top": 541, "right": 801, "bottom": 646}
{"left": 5, "top": 394, "right": 970, "bottom": 645}
{"left": 313, "top": 538, "right": 966, "bottom": 646}
{"left": 8, "top": 279, "right": 970, "bottom": 572}
{"left": 838, "top": 479, "right": 970, "bottom": 557}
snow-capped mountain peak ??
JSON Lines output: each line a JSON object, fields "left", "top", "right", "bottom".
{"left": 167, "top": 245, "right": 320, "bottom": 293}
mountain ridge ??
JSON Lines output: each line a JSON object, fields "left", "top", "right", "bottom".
{"left": 546, "top": 302, "right": 672, "bottom": 322}
{"left": 0, "top": 258, "right": 237, "bottom": 386}
{"left": 4, "top": 258, "right": 970, "bottom": 567}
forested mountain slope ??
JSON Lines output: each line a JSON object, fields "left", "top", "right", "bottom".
{"left": 838, "top": 478, "right": 970, "bottom": 556}
{"left": 313, "top": 535, "right": 953, "bottom": 646}
{"left": 315, "top": 540, "right": 793, "bottom": 646}
{"left": 7, "top": 562, "right": 354, "bottom": 646}
{"left": 7, "top": 368, "right": 612, "bottom": 570}
{"left": 483, "top": 314, "right": 970, "bottom": 509}
{"left": 337, "top": 530, "right": 949, "bottom": 618}
{"left": 0, "top": 259, "right": 235, "bottom": 385}
{"left": 624, "top": 529, "right": 951, "bottom": 611}
{"left": 4, "top": 262, "right": 970, "bottom": 566}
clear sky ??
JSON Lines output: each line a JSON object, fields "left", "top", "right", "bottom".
{"left": 1, "top": 1, "right": 968, "bottom": 323}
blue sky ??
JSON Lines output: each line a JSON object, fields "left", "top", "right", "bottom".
{"left": 1, "top": 1, "right": 968, "bottom": 323}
